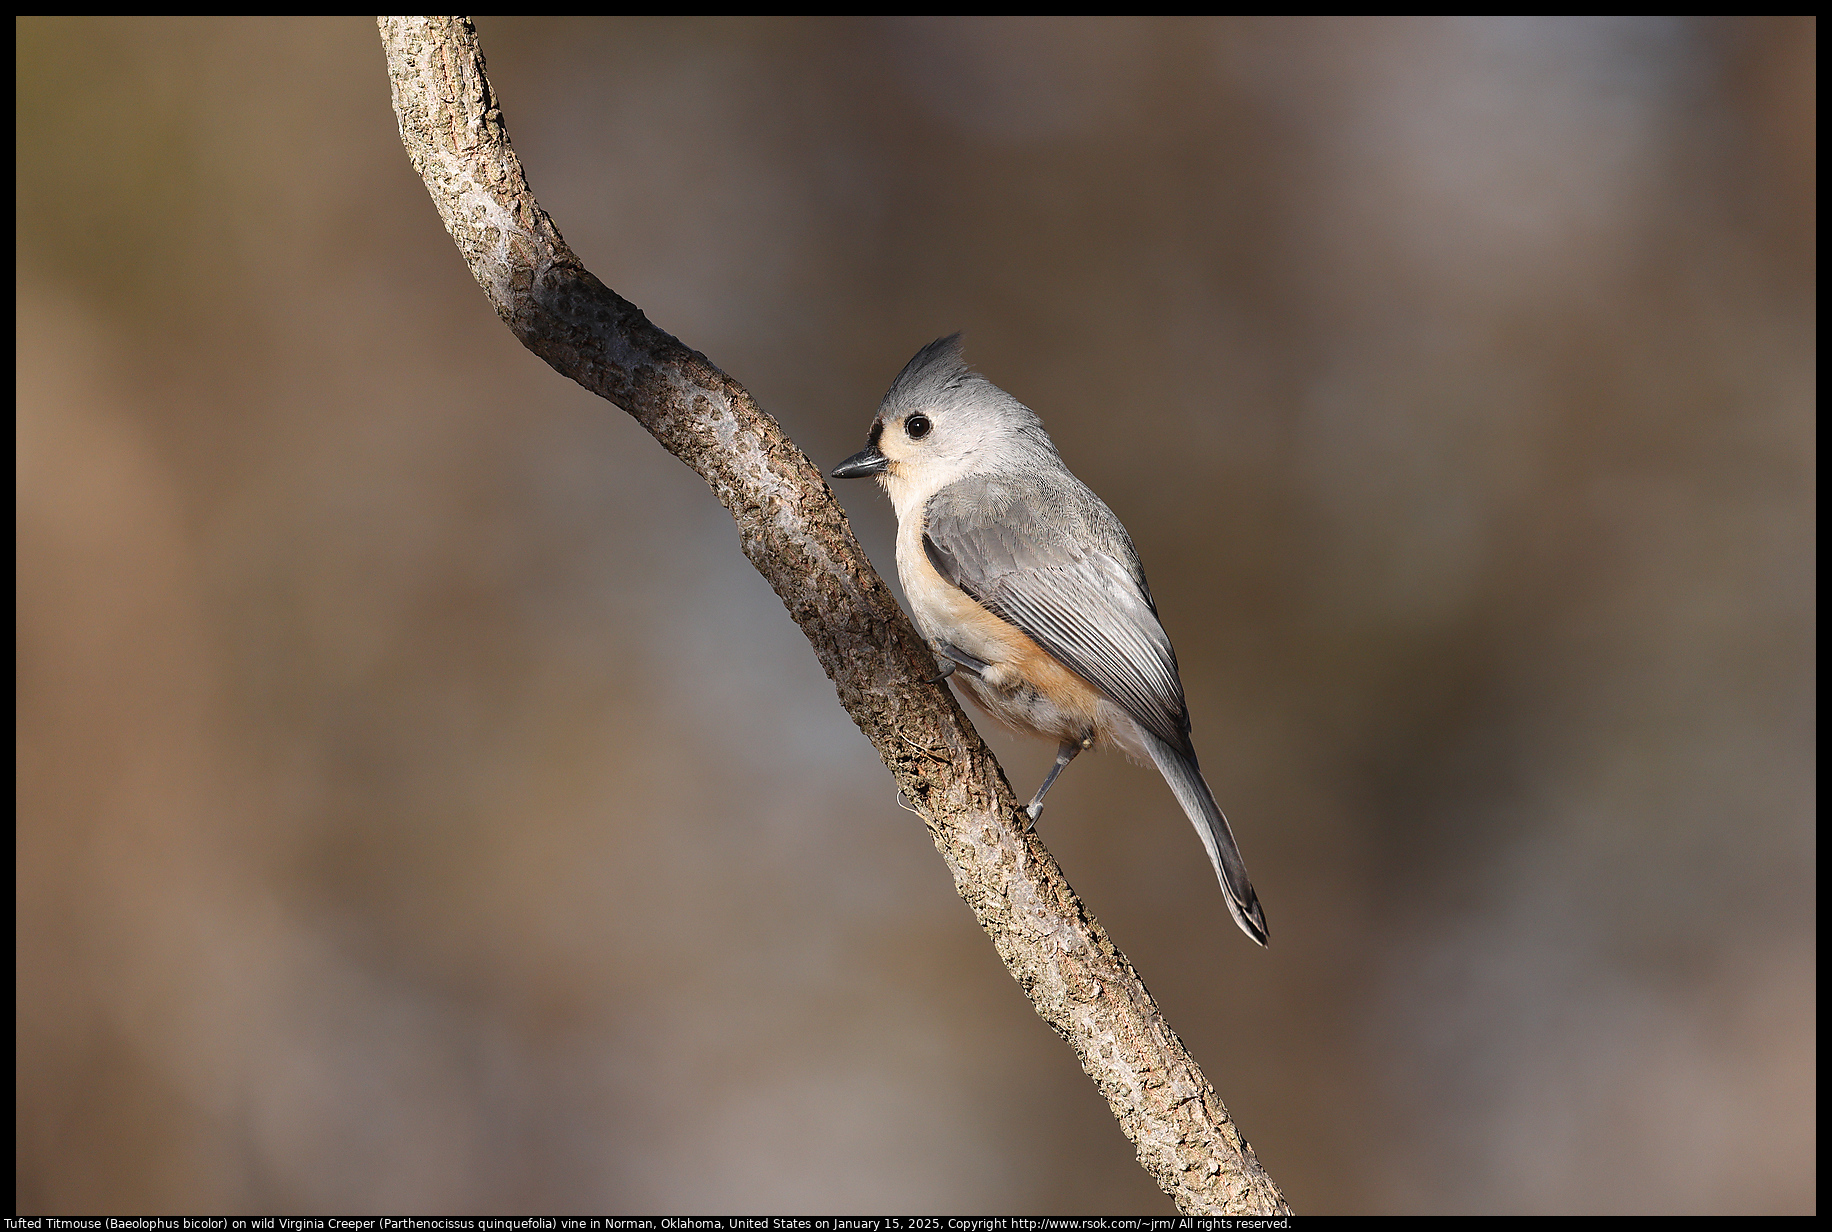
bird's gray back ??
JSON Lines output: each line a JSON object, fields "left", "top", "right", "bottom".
{"left": 921, "top": 469, "right": 1193, "bottom": 756}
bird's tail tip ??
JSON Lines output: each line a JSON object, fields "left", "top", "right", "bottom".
{"left": 1229, "top": 884, "right": 1270, "bottom": 948}
{"left": 1145, "top": 735, "right": 1270, "bottom": 948}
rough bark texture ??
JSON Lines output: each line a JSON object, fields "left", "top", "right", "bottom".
{"left": 377, "top": 17, "right": 1290, "bottom": 1215}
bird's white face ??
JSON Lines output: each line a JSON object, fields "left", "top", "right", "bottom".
{"left": 872, "top": 404, "right": 993, "bottom": 520}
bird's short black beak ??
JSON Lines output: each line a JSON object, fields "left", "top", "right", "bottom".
{"left": 831, "top": 445, "right": 889, "bottom": 479}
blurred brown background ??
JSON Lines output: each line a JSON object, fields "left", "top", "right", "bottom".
{"left": 16, "top": 16, "right": 1814, "bottom": 1215}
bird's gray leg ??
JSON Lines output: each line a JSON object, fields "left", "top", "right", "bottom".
{"left": 1024, "top": 739, "right": 1089, "bottom": 829}
{"left": 930, "top": 640, "right": 990, "bottom": 684}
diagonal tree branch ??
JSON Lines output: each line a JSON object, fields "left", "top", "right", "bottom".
{"left": 376, "top": 17, "right": 1289, "bottom": 1215}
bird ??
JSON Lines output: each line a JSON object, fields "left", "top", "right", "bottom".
{"left": 831, "top": 334, "right": 1268, "bottom": 946}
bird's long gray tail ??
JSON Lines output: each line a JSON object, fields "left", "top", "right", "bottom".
{"left": 1145, "top": 735, "right": 1269, "bottom": 946}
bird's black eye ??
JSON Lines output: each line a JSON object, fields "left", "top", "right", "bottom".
{"left": 905, "top": 414, "right": 932, "bottom": 440}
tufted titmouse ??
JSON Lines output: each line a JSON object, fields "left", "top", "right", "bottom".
{"left": 832, "top": 335, "right": 1269, "bottom": 946}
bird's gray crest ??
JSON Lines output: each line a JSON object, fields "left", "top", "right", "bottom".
{"left": 879, "top": 334, "right": 1051, "bottom": 448}
{"left": 886, "top": 333, "right": 970, "bottom": 403}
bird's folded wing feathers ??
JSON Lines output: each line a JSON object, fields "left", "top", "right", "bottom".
{"left": 921, "top": 473, "right": 1193, "bottom": 757}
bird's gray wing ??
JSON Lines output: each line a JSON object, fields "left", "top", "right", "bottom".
{"left": 921, "top": 473, "right": 1193, "bottom": 757}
